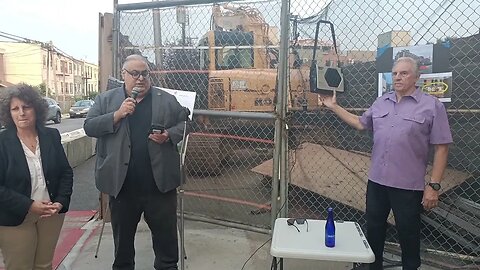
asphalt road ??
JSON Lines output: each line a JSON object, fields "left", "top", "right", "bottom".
{"left": 47, "top": 115, "right": 99, "bottom": 211}
{"left": 70, "top": 157, "right": 99, "bottom": 211}
{"left": 46, "top": 116, "right": 85, "bottom": 134}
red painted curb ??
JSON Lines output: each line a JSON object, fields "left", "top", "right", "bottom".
{"left": 53, "top": 210, "right": 97, "bottom": 269}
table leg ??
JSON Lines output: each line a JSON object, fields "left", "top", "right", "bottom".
{"left": 271, "top": 257, "right": 277, "bottom": 270}
{"left": 271, "top": 257, "right": 284, "bottom": 270}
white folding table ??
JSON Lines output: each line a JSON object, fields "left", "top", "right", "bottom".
{"left": 270, "top": 218, "right": 375, "bottom": 269}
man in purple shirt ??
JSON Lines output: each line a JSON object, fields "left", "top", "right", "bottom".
{"left": 321, "top": 57, "right": 452, "bottom": 270}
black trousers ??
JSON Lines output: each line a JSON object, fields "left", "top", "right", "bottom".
{"left": 109, "top": 189, "right": 178, "bottom": 270}
{"left": 366, "top": 180, "right": 423, "bottom": 270}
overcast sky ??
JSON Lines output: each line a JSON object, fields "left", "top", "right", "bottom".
{"left": 0, "top": 0, "right": 329, "bottom": 63}
{"left": 0, "top": 0, "right": 477, "bottom": 63}
{"left": 0, "top": 0, "right": 136, "bottom": 62}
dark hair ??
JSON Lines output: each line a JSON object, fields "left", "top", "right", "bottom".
{"left": 0, "top": 84, "right": 48, "bottom": 128}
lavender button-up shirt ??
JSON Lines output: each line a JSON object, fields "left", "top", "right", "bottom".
{"left": 359, "top": 89, "right": 453, "bottom": 190}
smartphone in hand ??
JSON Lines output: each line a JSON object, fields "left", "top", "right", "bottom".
{"left": 150, "top": 124, "right": 165, "bottom": 134}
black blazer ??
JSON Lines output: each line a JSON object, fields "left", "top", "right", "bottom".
{"left": 0, "top": 126, "right": 73, "bottom": 226}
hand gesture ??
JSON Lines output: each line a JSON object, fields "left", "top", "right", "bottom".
{"left": 319, "top": 89, "right": 337, "bottom": 109}
{"left": 29, "top": 201, "right": 60, "bottom": 217}
{"left": 149, "top": 130, "right": 170, "bottom": 144}
{"left": 116, "top": 98, "right": 137, "bottom": 119}
{"left": 422, "top": 188, "right": 439, "bottom": 211}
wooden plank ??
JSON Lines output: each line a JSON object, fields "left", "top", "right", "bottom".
{"left": 251, "top": 142, "right": 471, "bottom": 214}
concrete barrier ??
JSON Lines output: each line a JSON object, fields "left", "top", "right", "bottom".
{"left": 61, "top": 129, "right": 96, "bottom": 168}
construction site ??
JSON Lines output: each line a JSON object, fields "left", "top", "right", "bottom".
{"left": 96, "top": 0, "right": 479, "bottom": 268}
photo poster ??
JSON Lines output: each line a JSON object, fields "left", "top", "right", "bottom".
{"left": 157, "top": 87, "right": 196, "bottom": 120}
{"left": 376, "top": 43, "right": 452, "bottom": 102}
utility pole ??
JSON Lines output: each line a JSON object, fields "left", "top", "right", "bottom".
{"left": 153, "top": 3, "right": 163, "bottom": 68}
{"left": 63, "top": 61, "right": 66, "bottom": 110}
{"left": 45, "top": 42, "right": 52, "bottom": 97}
{"left": 53, "top": 52, "right": 58, "bottom": 102}
{"left": 83, "top": 61, "right": 92, "bottom": 99}
{"left": 176, "top": 6, "right": 187, "bottom": 45}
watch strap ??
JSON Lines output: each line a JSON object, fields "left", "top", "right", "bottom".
{"left": 426, "top": 182, "right": 441, "bottom": 191}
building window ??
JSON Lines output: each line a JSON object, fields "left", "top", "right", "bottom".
{"left": 60, "top": 60, "right": 67, "bottom": 73}
{"left": 69, "top": 63, "right": 73, "bottom": 74}
{"left": 61, "top": 82, "right": 64, "bottom": 93}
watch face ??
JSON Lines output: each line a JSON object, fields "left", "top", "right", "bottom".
{"left": 429, "top": 183, "right": 441, "bottom": 191}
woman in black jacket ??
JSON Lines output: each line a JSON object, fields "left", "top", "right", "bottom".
{"left": 0, "top": 84, "right": 73, "bottom": 270}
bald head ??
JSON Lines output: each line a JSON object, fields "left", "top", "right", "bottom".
{"left": 122, "top": 54, "right": 148, "bottom": 70}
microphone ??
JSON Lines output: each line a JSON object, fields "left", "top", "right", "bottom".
{"left": 131, "top": 87, "right": 140, "bottom": 100}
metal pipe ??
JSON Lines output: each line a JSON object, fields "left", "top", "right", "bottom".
{"left": 272, "top": 0, "right": 291, "bottom": 228}
{"left": 117, "top": 0, "right": 245, "bottom": 11}
{"left": 192, "top": 109, "right": 276, "bottom": 120}
{"left": 178, "top": 121, "right": 188, "bottom": 270}
{"left": 179, "top": 213, "right": 271, "bottom": 235}
{"left": 385, "top": 242, "right": 480, "bottom": 263}
{"left": 178, "top": 188, "right": 186, "bottom": 270}
{"left": 152, "top": 6, "right": 163, "bottom": 71}
{"left": 324, "top": 108, "right": 480, "bottom": 114}
{"left": 280, "top": 4, "right": 291, "bottom": 219}
{"left": 282, "top": 124, "right": 289, "bottom": 217}
{"left": 123, "top": 45, "right": 280, "bottom": 50}
{"left": 112, "top": 0, "right": 120, "bottom": 78}
{"left": 279, "top": 0, "right": 291, "bottom": 220}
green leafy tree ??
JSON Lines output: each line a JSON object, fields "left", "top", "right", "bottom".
{"left": 86, "top": 91, "right": 98, "bottom": 100}
{"left": 37, "top": 83, "right": 53, "bottom": 98}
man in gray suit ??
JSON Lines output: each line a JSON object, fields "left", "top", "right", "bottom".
{"left": 84, "top": 54, "right": 189, "bottom": 270}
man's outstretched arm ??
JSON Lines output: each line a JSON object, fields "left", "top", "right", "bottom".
{"left": 319, "top": 90, "right": 365, "bottom": 131}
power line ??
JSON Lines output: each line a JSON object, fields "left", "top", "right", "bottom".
{"left": 0, "top": 30, "right": 78, "bottom": 61}
{"left": 0, "top": 30, "right": 43, "bottom": 44}
{"left": 0, "top": 44, "right": 39, "bottom": 55}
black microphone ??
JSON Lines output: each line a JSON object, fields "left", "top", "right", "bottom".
{"left": 131, "top": 87, "right": 140, "bottom": 100}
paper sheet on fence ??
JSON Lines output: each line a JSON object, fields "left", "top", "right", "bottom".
{"left": 157, "top": 87, "right": 196, "bottom": 120}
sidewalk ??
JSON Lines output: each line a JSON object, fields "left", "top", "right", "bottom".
{"left": 0, "top": 154, "right": 353, "bottom": 270}
{"left": 0, "top": 210, "right": 353, "bottom": 270}
{"left": 0, "top": 157, "right": 441, "bottom": 270}
{"left": 0, "top": 156, "right": 437, "bottom": 270}
{"left": 57, "top": 214, "right": 353, "bottom": 270}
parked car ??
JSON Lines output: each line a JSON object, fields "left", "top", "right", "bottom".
{"left": 44, "top": 97, "right": 62, "bottom": 124}
{"left": 69, "top": 100, "right": 94, "bottom": 118}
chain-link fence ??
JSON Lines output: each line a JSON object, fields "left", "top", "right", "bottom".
{"left": 114, "top": 0, "right": 479, "bottom": 268}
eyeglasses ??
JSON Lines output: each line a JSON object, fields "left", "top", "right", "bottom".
{"left": 286, "top": 218, "right": 308, "bottom": 232}
{"left": 124, "top": 69, "right": 150, "bottom": 79}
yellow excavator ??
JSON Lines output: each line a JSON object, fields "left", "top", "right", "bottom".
{"left": 200, "top": 4, "right": 323, "bottom": 112}
{"left": 185, "top": 4, "right": 344, "bottom": 174}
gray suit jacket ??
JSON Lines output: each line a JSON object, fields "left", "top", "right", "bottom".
{"left": 84, "top": 86, "right": 189, "bottom": 197}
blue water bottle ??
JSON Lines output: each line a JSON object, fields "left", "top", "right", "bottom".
{"left": 325, "top": 207, "right": 335, "bottom": 247}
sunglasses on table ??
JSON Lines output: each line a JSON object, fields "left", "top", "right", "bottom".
{"left": 286, "top": 218, "right": 308, "bottom": 232}
{"left": 124, "top": 69, "right": 150, "bottom": 79}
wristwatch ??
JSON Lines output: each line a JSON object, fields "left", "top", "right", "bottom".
{"left": 426, "top": 182, "right": 441, "bottom": 191}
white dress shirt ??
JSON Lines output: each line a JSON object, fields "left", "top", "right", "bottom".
{"left": 20, "top": 137, "right": 50, "bottom": 201}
